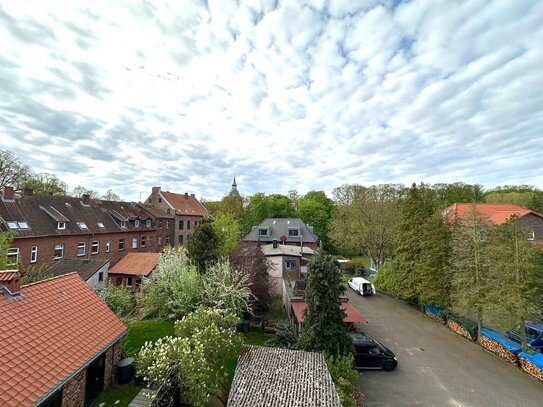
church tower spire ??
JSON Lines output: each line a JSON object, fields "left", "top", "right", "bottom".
{"left": 229, "top": 174, "right": 241, "bottom": 197}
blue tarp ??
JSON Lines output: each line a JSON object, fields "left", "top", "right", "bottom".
{"left": 480, "top": 328, "right": 522, "bottom": 354}
{"left": 519, "top": 352, "right": 543, "bottom": 370}
{"left": 526, "top": 321, "right": 543, "bottom": 333}
{"left": 424, "top": 305, "right": 446, "bottom": 320}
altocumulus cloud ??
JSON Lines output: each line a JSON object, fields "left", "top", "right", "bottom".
{"left": 0, "top": 0, "right": 542, "bottom": 200}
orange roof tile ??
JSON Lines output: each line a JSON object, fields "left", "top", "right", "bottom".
{"left": 444, "top": 203, "right": 543, "bottom": 225}
{"left": 108, "top": 252, "right": 160, "bottom": 277}
{"left": 0, "top": 274, "right": 126, "bottom": 406}
{"left": 161, "top": 191, "right": 210, "bottom": 217}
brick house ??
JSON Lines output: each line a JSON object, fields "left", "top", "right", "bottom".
{"left": 243, "top": 218, "right": 318, "bottom": 249}
{"left": 108, "top": 252, "right": 160, "bottom": 292}
{"left": 0, "top": 272, "right": 126, "bottom": 407}
{"left": 443, "top": 203, "right": 543, "bottom": 243}
{"left": 143, "top": 186, "right": 211, "bottom": 246}
{"left": 0, "top": 186, "right": 165, "bottom": 271}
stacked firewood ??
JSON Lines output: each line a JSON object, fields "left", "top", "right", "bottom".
{"left": 447, "top": 319, "right": 476, "bottom": 341}
{"left": 519, "top": 357, "right": 543, "bottom": 381}
{"left": 480, "top": 336, "right": 519, "bottom": 365}
{"left": 264, "top": 319, "right": 278, "bottom": 336}
{"left": 424, "top": 311, "right": 446, "bottom": 325}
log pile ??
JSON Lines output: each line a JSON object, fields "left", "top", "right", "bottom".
{"left": 519, "top": 357, "right": 543, "bottom": 381}
{"left": 424, "top": 311, "right": 446, "bottom": 325}
{"left": 480, "top": 336, "right": 519, "bottom": 365}
{"left": 447, "top": 319, "right": 476, "bottom": 341}
{"left": 264, "top": 320, "right": 278, "bottom": 336}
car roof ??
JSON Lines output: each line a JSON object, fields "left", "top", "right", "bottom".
{"left": 349, "top": 332, "right": 375, "bottom": 344}
{"left": 350, "top": 277, "right": 372, "bottom": 284}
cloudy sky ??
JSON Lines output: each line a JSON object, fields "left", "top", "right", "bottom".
{"left": 1, "top": 0, "right": 542, "bottom": 201}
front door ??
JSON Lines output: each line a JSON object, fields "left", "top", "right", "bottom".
{"left": 84, "top": 354, "right": 105, "bottom": 406}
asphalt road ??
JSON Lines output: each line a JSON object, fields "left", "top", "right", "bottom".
{"left": 346, "top": 290, "right": 543, "bottom": 407}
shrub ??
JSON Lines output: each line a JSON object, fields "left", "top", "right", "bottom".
{"left": 265, "top": 320, "right": 297, "bottom": 349}
{"left": 324, "top": 353, "right": 358, "bottom": 407}
{"left": 99, "top": 285, "right": 135, "bottom": 317}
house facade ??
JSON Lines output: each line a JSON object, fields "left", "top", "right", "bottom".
{"left": 144, "top": 186, "right": 211, "bottom": 246}
{"left": 243, "top": 218, "right": 318, "bottom": 249}
{"left": 0, "top": 186, "right": 164, "bottom": 271}
{"left": 0, "top": 272, "right": 126, "bottom": 407}
{"left": 108, "top": 252, "right": 160, "bottom": 292}
{"left": 42, "top": 258, "right": 110, "bottom": 291}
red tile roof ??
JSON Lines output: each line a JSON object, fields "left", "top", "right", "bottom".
{"left": 161, "top": 191, "right": 210, "bottom": 218}
{"left": 291, "top": 301, "right": 368, "bottom": 324}
{"left": 108, "top": 252, "right": 160, "bottom": 277}
{"left": 444, "top": 203, "right": 543, "bottom": 225}
{"left": 0, "top": 274, "right": 126, "bottom": 406}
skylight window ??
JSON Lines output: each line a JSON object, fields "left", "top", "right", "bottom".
{"left": 97, "top": 222, "right": 105, "bottom": 228}
{"left": 7, "top": 221, "right": 18, "bottom": 229}
{"left": 17, "top": 222, "right": 29, "bottom": 229}
{"left": 77, "top": 222, "right": 88, "bottom": 230}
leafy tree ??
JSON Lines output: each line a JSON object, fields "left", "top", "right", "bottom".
{"left": 0, "top": 150, "right": 32, "bottom": 190}
{"left": 528, "top": 192, "right": 543, "bottom": 213}
{"left": 325, "top": 354, "right": 358, "bottom": 407}
{"left": 298, "top": 190, "right": 337, "bottom": 252}
{"left": 431, "top": 182, "right": 484, "bottom": 208}
{"left": 243, "top": 193, "right": 296, "bottom": 234}
{"left": 102, "top": 189, "right": 122, "bottom": 201}
{"left": 229, "top": 243, "right": 273, "bottom": 312}
{"left": 20, "top": 264, "right": 54, "bottom": 285}
{"left": 0, "top": 232, "right": 14, "bottom": 270}
{"left": 299, "top": 249, "right": 353, "bottom": 358}
{"left": 212, "top": 212, "right": 241, "bottom": 255}
{"left": 138, "top": 308, "right": 241, "bottom": 407}
{"left": 485, "top": 217, "right": 543, "bottom": 351}
{"left": 99, "top": 285, "right": 136, "bottom": 317}
{"left": 287, "top": 189, "right": 302, "bottom": 212}
{"left": 24, "top": 172, "right": 68, "bottom": 196}
{"left": 71, "top": 185, "right": 99, "bottom": 198}
{"left": 186, "top": 219, "right": 221, "bottom": 272}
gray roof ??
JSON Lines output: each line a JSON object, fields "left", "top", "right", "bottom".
{"left": 261, "top": 244, "right": 315, "bottom": 257}
{"left": 43, "top": 258, "right": 109, "bottom": 281}
{"left": 228, "top": 345, "right": 341, "bottom": 407}
{"left": 243, "top": 218, "right": 318, "bottom": 243}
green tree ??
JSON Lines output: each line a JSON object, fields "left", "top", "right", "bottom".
{"left": 71, "top": 185, "right": 99, "bottom": 198}
{"left": 0, "top": 150, "right": 32, "bottom": 190}
{"left": 431, "top": 182, "right": 484, "bottom": 208}
{"left": 24, "top": 172, "right": 67, "bottom": 196}
{"left": 299, "top": 249, "right": 353, "bottom": 358}
{"left": 187, "top": 219, "right": 221, "bottom": 272}
{"left": 485, "top": 217, "right": 543, "bottom": 351}
{"left": 0, "top": 232, "right": 14, "bottom": 270}
{"left": 212, "top": 212, "right": 241, "bottom": 255}
{"left": 243, "top": 193, "right": 296, "bottom": 234}
{"left": 325, "top": 354, "right": 358, "bottom": 407}
{"left": 298, "top": 190, "right": 337, "bottom": 252}
{"left": 98, "top": 285, "right": 136, "bottom": 317}
{"left": 102, "top": 189, "right": 122, "bottom": 201}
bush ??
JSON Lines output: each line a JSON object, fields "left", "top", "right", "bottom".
{"left": 324, "top": 353, "right": 358, "bottom": 407}
{"left": 99, "top": 285, "right": 135, "bottom": 317}
{"left": 265, "top": 320, "right": 297, "bottom": 349}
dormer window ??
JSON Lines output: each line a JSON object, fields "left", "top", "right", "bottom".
{"left": 57, "top": 222, "right": 66, "bottom": 230}
{"left": 77, "top": 222, "right": 88, "bottom": 230}
{"left": 120, "top": 221, "right": 126, "bottom": 228}
{"left": 135, "top": 219, "right": 140, "bottom": 227}
{"left": 288, "top": 228, "right": 300, "bottom": 237}
{"left": 527, "top": 230, "right": 535, "bottom": 241}
{"left": 259, "top": 228, "right": 268, "bottom": 236}
{"left": 146, "top": 219, "right": 151, "bottom": 227}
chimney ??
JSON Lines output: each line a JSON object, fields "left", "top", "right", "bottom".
{"left": 2, "top": 186, "right": 14, "bottom": 201}
{"left": 185, "top": 193, "right": 188, "bottom": 199}
{"left": 0, "top": 270, "right": 22, "bottom": 298}
{"left": 81, "top": 193, "right": 90, "bottom": 205}
{"left": 273, "top": 239, "right": 278, "bottom": 249}
{"left": 23, "top": 188, "right": 33, "bottom": 196}
{"left": 190, "top": 193, "right": 195, "bottom": 197}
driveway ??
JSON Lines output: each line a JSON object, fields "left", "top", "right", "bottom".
{"left": 346, "top": 290, "right": 543, "bottom": 407}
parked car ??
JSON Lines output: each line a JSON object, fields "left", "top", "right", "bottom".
{"left": 506, "top": 322, "right": 543, "bottom": 352}
{"left": 349, "top": 332, "right": 398, "bottom": 371}
{"left": 348, "top": 277, "right": 376, "bottom": 296}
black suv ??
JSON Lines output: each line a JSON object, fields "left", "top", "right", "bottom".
{"left": 349, "top": 332, "right": 398, "bottom": 371}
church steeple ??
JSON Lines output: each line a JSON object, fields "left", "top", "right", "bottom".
{"left": 229, "top": 175, "right": 241, "bottom": 197}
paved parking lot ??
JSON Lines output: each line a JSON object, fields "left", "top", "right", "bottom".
{"left": 347, "top": 290, "right": 543, "bottom": 407}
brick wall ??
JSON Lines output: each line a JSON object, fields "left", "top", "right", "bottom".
{"left": 104, "top": 341, "right": 124, "bottom": 389}
{"left": 62, "top": 369, "right": 85, "bottom": 407}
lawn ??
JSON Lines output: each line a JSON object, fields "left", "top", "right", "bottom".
{"left": 123, "top": 319, "right": 175, "bottom": 357}
{"left": 90, "top": 384, "right": 141, "bottom": 407}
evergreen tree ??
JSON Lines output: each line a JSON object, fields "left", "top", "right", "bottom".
{"left": 186, "top": 219, "right": 221, "bottom": 272}
{"left": 299, "top": 249, "right": 353, "bottom": 358}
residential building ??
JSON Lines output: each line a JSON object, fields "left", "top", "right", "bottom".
{"left": 108, "top": 252, "right": 160, "bottom": 292}
{"left": 0, "top": 186, "right": 161, "bottom": 270}
{"left": 144, "top": 186, "right": 210, "bottom": 246}
{"left": 0, "top": 272, "right": 126, "bottom": 407}
{"left": 227, "top": 345, "right": 342, "bottom": 407}
{"left": 443, "top": 203, "right": 543, "bottom": 242}
{"left": 243, "top": 218, "right": 318, "bottom": 249}
{"left": 42, "top": 258, "right": 110, "bottom": 291}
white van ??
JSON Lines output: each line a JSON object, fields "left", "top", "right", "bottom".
{"left": 348, "top": 277, "right": 376, "bottom": 296}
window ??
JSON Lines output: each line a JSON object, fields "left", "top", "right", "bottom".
{"left": 158, "top": 236, "right": 163, "bottom": 245}
{"left": 166, "top": 221, "right": 171, "bottom": 229}
{"left": 179, "top": 220, "right": 184, "bottom": 230}
{"left": 135, "top": 219, "right": 140, "bottom": 227}
{"left": 119, "top": 239, "right": 125, "bottom": 251}
{"left": 165, "top": 236, "right": 170, "bottom": 244}
{"left": 97, "top": 222, "right": 105, "bottom": 228}
{"left": 54, "top": 244, "right": 64, "bottom": 259}
{"left": 98, "top": 272, "right": 104, "bottom": 282}
{"left": 187, "top": 220, "right": 191, "bottom": 230}
{"left": 18, "top": 221, "right": 29, "bottom": 229}
{"left": 178, "top": 235, "right": 183, "bottom": 244}
{"left": 120, "top": 220, "right": 126, "bottom": 228}
{"left": 285, "top": 260, "right": 297, "bottom": 269}
{"left": 132, "top": 237, "right": 138, "bottom": 249}
{"left": 146, "top": 219, "right": 151, "bottom": 227}
{"left": 57, "top": 222, "right": 66, "bottom": 230}
{"left": 258, "top": 228, "right": 268, "bottom": 236}
{"left": 91, "top": 241, "right": 99, "bottom": 254}
{"left": 186, "top": 234, "right": 190, "bottom": 242}
{"left": 30, "top": 246, "right": 38, "bottom": 263}
{"left": 7, "top": 248, "right": 19, "bottom": 265}
{"left": 106, "top": 241, "right": 111, "bottom": 252}
{"left": 158, "top": 197, "right": 162, "bottom": 203}
{"left": 528, "top": 230, "right": 535, "bottom": 241}
{"left": 159, "top": 220, "right": 163, "bottom": 229}
{"left": 141, "top": 236, "right": 146, "bottom": 248}
{"left": 288, "top": 228, "right": 299, "bottom": 237}
{"left": 148, "top": 198, "right": 152, "bottom": 203}
{"left": 136, "top": 279, "right": 142, "bottom": 287}
{"left": 6, "top": 221, "right": 18, "bottom": 229}
{"left": 127, "top": 277, "right": 133, "bottom": 287}
{"left": 77, "top": 242, "right": 85, "bottom": 256}
{"left": 77, "top": 222, "right": 88, "bottom": 230}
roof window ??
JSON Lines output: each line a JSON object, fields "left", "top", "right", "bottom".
{"left": 97, "top": 222, "right": 105, "bottom": 228}
{"left": 18, "top": 222, "right": 29, "bottom": 229}
{"left": 77, "top": 222, "right": 88, "bottom": 230}
{"left": 6, "top": 221, "right": 19, "bottom": 229}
